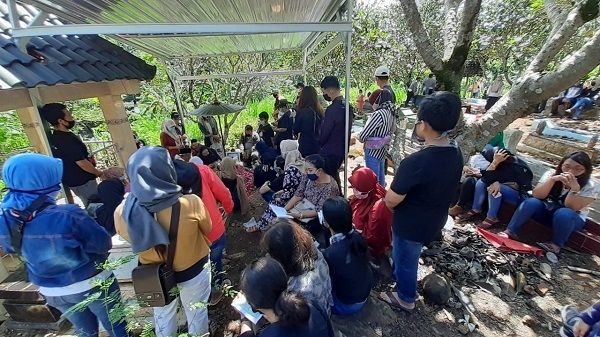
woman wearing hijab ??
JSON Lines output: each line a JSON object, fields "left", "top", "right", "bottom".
{"left": 358, "top": 89, "right": 395, "bottom": 186}
{"left": 251, "top": 148, "right": 306, "bottom": 232}
{"left": 114, "top": 147, "right": 212, "bottom": 337}
{"left": 219, "top": 157, "right": 250, "bottom": 215}
{"left": 160, "top": 113, "right": 185, "bottom": 157}
{"left": 0, "top": 153, "right": 127, "bottom": 337}
{"left": 95, "top": 178, "right": 126, "bottom": 236}
{"left": 348, "top": 167, "right": 392, "bottom": 258}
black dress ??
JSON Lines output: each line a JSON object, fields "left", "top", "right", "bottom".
{"left": 294, "top": 107, "right": 322, "bottom": 157}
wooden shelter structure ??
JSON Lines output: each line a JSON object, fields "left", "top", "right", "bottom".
{"left": 0, "top": 1, "right": 156, "bottom": 167}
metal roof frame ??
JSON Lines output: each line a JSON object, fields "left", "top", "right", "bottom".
{"left": 176, "top": 70, "right": 304, "bottom": 81}
{"left": 8, "top": 0, "right": 355, "bottom": 195}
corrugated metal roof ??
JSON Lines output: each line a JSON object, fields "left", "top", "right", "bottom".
{"left": 0, "top": 1, "right": 156, "bottom": 89}
{"left": 19, "top": 0, "right": 347, "bottom": 58}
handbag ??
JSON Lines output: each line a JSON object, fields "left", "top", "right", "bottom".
{"left": 132, "top": 201, "right": 181, "bottom": 307}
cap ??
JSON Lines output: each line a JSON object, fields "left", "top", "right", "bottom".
{"left": 295, "top": 82, "right": 305, "bottom": 89}
{"left": 171, "top": 112, "right": 181, "bottom": 119}
{"left": 374, "top": 66, "right": 390, "bottom": 77}
{"left": 320, "top": 76, "right": 340, "bottom": 89}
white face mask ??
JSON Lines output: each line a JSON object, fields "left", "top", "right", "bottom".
{"left": 352, "top": 188, "right": 370, "bottom": 199}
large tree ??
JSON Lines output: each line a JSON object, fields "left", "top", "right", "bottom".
{"left": 393, "top": 0, "right": 600, "bottom": 160}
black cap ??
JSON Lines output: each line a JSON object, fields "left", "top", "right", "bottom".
{"left": 320, "top": 76, "right": 340, "bottom": 89}
{"left": 295, "top": 82, "right": 305, "bottom": 89}
{"left": 171, "top": 112, "right": 180, "bottom": 119}
{"left": 277, "top": 99, "right": 290, "bottom": 109}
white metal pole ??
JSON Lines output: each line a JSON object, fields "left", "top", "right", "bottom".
{"left": 302, "top": 49, "right": 308, "bottom": 85}
{"left": 343, "top": 1, "right": 354, "bottom": 198}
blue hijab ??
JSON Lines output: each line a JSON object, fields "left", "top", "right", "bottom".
{"left": 123, "top": 147, "right": 182, "bottom": 253}
{"left": 2, "top": 153, "right": 62, "bottom": 210}
{"left": 1, "top": 153, "right": 62, "bottom": 253}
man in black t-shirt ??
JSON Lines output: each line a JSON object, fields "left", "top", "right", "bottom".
{"left": 257, "top": 111, "right": 275, "bottom": 148}
{"left": 379, "top": 92, "right": 463, "bottom": 312}
{"left": 40, "top": 103, "right": 104, "bottom": 206}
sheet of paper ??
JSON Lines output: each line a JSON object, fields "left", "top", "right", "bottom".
{"left": 231, "top": 293, "right": 263, "bottom": 324}
{"left": 318, "top": 210, "right": 324, "bottom": 224}
{"left": 269, "top": 204, "right": 293, "bottom": 219}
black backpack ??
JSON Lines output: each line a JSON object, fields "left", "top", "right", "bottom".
{"left": 3, "top": 195, "right": 50, "bottom": 254}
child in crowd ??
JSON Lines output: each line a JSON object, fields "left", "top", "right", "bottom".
{"left": 258, "top": 111, "right": 275, "bottom": 148}
{"left": 322, "top": 197, "right": 374, "bottom": 315}
{"left": 239, "top": 125, "right": 260, "bottom": 167}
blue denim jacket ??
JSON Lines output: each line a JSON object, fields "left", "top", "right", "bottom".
{"left": 0, "top": 204, "right": 112, "bottom": 287}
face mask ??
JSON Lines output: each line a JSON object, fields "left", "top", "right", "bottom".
{"left": 411, "top": 123, "right": 425, "bottom": 143}
{"left": 353, "top": 188, "right": 370, "bottom": 199}
{"left": 65, "top": 119, "right": 76, "bottom": 129}
{"left": 323, "top": 93, "right": 332, "bottom": 102}
{"left": 307, "top": 173, "right": 319, "bottom": 181}
{"left": 372, "top": 103, "right": 379, "bottom": 111}
{"left": 259, "top": 120, "right": 266, "bottom": 125}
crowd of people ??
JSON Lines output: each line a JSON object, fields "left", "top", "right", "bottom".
{"left": 0, "top": 68, "right": 598, "bottom": 337}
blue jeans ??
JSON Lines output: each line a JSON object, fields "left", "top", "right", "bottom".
{"left": 506, "top": 198, "right": 586, "bottom": 247}
{"left": 365, "top": 151, "right": 386, "bottom": 186}
{"left": 472, "top": 180, "right": 522, "bottom": 219}
{"left": 332, "top": 293, "right": 367, "bottom": 315}
{"left": 210, "top": 234, "right": 227, "bottom": 285}
{"left": 572, "top": 97, "right": 593, "bottom": 118}
{"left": 391, "top": 235, "right": 423, "bottom": 303}
{"left": 45, "top": 276, "right": 128, "bottom": 337}
{"left": 487, "top": 184, "right": 522, "bottom": 219}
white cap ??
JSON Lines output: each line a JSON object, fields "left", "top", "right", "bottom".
{"left": 374, "top": 65, "right": 390, "bottom": 77}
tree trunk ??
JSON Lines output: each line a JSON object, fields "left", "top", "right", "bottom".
{"left": 434, "top": 67, "right": 463, "bottom": 93}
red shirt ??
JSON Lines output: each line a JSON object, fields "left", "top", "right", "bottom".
{"left": 194, "top": 164, "right": 234, "bottom": 242}
{"left": 160, "top": 132, "right": 179, "bottom": 157}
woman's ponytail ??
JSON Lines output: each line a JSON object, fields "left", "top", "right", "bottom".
{"left": 274, "top": 290, "right": 310, "bottom": 327}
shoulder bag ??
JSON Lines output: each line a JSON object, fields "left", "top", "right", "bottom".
{"left": 132, "top": 201, "right": 181, "bottom": 307}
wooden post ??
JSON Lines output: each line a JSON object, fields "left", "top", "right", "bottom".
{"left": 98, "top": 95, "right": 137, "bottom": 168}
{"left": 15, "top": 106, "right": 52, "bottom": 155}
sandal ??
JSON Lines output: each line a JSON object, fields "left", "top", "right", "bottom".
{"left": 378, "top": 291, "right": 415, "bottom": 312}
{"left": 478, "top": 217, "right": 500, "bottom": 229}
{"left": 499, "top": 230, "right": 520, "bottom": 241}
{"left": 537, "top": 242, "right": 561, "bottom": 254}
{"left": 456, "top": 210, "right": 481, "bottom": 223}
{"left": 209, "top": 279, "right": 233, "bottom": 306}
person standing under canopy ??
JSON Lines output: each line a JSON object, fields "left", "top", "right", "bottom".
{"left": 319, "top": 76, "right": 353, "bottom": 188}
{"left": 40, "top": 103, "right": 104, "bottom": 206}
{"left": 294, "top": 85, "right": 324, "bottom": 157}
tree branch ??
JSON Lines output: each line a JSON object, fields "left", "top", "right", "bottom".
{"left": 398, "top": 0, "right": 443, "bottom": 71}
{"left": 535, "top": 29, "right": 600, "bottom": 97}
{"left": 544, "top": 0, "right": 569, "bottom": 34}
{"left": 526, "top": 0, "right": 598, "bottom": 73}
{"left": 446, "top": 0, "right": 482, "bottom": 68}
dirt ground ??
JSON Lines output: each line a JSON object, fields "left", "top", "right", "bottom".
{"left": 212, "top": 188, "right": 600, "bottom": 337}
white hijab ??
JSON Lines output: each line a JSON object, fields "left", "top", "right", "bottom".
{"left": 161, "top": 119, "right": 183, "bottom": 147}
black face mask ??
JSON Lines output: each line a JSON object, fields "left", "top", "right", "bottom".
{"left": 65, "top": 120, "right": 76, "bottom": 129}
{"left": 323, "top": 93, "right": 332, "bottom": 102}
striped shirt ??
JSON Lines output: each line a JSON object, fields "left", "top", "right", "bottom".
{"left": 358, "top": 107, "right": 395, "bottom": 160}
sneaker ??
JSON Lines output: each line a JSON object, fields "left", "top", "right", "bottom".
{"left": 565, "top": 108, "right": 573, "bottom": 114}
{"left": 560, "top": 305, "right": 580, "bottom": 337}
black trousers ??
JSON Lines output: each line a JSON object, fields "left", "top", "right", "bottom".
{"left": 322, "top": 154, "right": 344, "bottom": 188}
{"left": 456, "top": 177, "right": 477, "bottom": 209}
{"left": 405, "top": 91, "right": 415, "bottom": 106}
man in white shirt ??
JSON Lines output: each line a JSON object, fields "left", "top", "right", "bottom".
{"left": 485, "top": 77, "right": 504, "bottom": 111}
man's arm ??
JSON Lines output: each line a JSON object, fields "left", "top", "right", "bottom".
{"left": 385, "top": 190, "right": 406, "bottom": 209}
{"left": 76, "top": 159, "right": 103, "bottom": 177}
